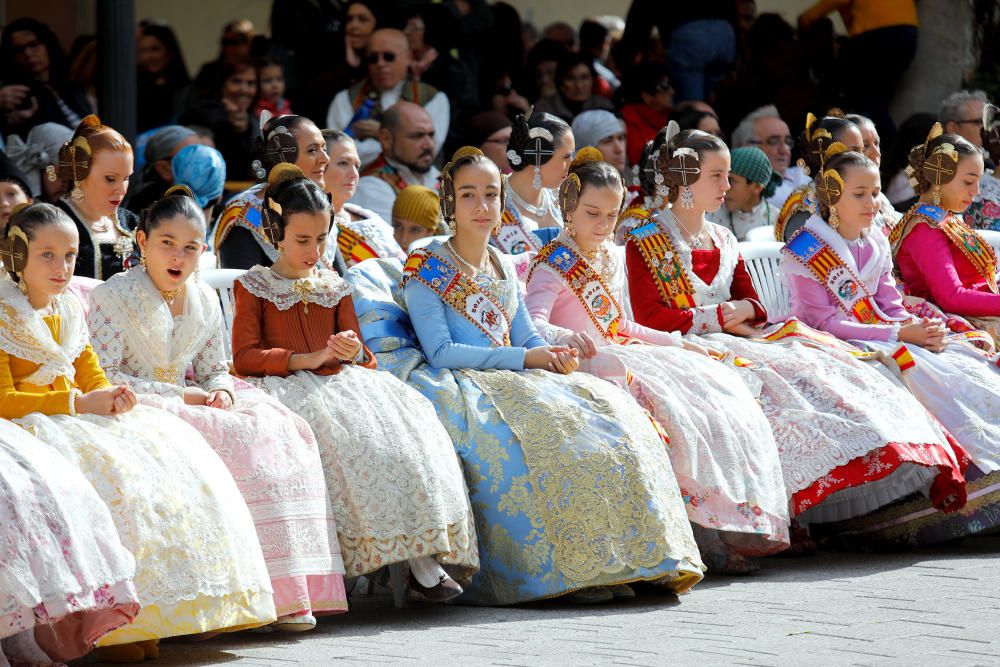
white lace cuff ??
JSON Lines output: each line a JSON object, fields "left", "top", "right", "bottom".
{"left": 886, "top": 324, "right": 901, "bottom": 344}
{"left": 689, "top": 305, "right": 723, "bottom": 335}
{"left": 68, "top": 388, "right": 81, "bottom": 416}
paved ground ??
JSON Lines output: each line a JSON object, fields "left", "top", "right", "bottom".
{"left": 90, "top": 534, "right": 1000, "bottom": 667}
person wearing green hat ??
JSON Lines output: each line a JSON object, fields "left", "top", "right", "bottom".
{"left": 708, "top": 145, "right": 782, "bottom": 241}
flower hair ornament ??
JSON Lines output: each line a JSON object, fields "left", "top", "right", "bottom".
{"left": 252, "top": 111, "right": 299, "bottom": 180}
{"left": 260, "top": 163, "right": 305, "bottom": 247}
{"left": 558, "top": 147, "right": 605, "bottom": 224}
{"left": 815, "top": 142, "right": 848, "bottom": 229}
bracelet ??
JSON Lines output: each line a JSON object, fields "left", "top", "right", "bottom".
{"left": 68, "top": 389, "right": 82, "bottom": 416}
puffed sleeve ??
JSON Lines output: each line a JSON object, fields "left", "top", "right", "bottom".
{"left": 231, "top": 281, "right": 294, "bottom": 377}
{"left": 524, "top": 269, "right": 574, "bottom": 345}
{"left": 404, "top": 278, "right": 528, "bottom": 370}
{"left": 904, "top": 224, "right": 1000, "bottom": 317}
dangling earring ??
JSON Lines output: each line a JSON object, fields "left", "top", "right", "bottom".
{"left": 194, "top": 265, "right": 201, "bottom": 282}
{"left": 932, "top": 185, "right": 942, "bottom": 207}
{"left": 532, "top": 166, "right": 542, "bottom": 190}
{"left": 277, "top": 244, "right": 285, "bottom": 256}
{"left": 139, "top": 250, "right": 147, "bottom": 270}
{"left": 45, "top": 165, "right": 58, "bottom": 182}
{"left": 828, "top": 206, "right": 840, "bottom": 229}
{"left": 447, "top": 216, "right": 457, "bottom": 234}
{"left": 680, "top": 186, "right": 695, "bottom": 210}
{"left": 70, "top": 182, "right": 84, "bottom": 204}
{"left": 565, "top": 217, "right": 575, "bottom": 238}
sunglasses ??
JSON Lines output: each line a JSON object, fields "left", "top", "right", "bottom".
{"left": 367, "top": 51, "right": 397, "bottom": 65}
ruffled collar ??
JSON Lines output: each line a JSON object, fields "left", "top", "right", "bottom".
{"left": 238, "top": 264, "right": 353, "bottom": 311}
{"left": 0, "top": 278, "right": 87, "bottom": 385}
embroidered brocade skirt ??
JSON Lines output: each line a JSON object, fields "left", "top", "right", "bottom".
{"left": 139, "top": 381, "right": 347, "bottom": 618}
{"left": 16, "top": 406, "right": 276, "bottom": 645}
{"left": 0, "top": 420, "right": 139, "bottom": 662}
{"left": 247, "top": 366, "right": 479, "bottom": 580}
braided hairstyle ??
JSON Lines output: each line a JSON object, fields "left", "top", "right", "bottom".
{"left": 797, "top": 113, "right": 859, "bottom": 175}
{"left": 907, "top": 126, "right": 981, "bottom": 195}
{"left": 659, "top": 129, "right": 728, "bottom": 204}
{"left": 139, "top": 185, "right": 206, "bottom": 238}
{"left": 507, "top": 112, "right": 570, "bottom": 172}
{"left": 3, "top": 203, "right": 75, "bottom": 281}
{"left": 439, "top": 146, "right": 507, "bottom": 226}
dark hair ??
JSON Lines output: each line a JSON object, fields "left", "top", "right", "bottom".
{"left": 0, "top": 18, "right": 71, "bottom": 85}
{"left": 213, "top": 56, "right": 256, "bottom": 100}
{"left": 521, "top": 39, "right": 570, "bottom": 101}
{"left": 261, "top": 166, "right": 332, "bottom": 243}
{"left": 258, "top": 115, "right": 314, "bottom": 172}
{"left": 140, "top": 186, "right": 207, "bottom": 237}
{"left": 568, "top": 159, "right": 625, "bottom": 212}
{"left": 321, "top": 128, "right": 353, "bottom": 148}
{"left": 799, "top": 116, "right": 859, "bottom": 173}
{"left": 620, "top": 61, "right": 669, "bottom": 105}
{"left": 139, "top": 23, "right": 190, "bottom": 87}
{"left": 555, "top": 52, "right": 596, "bottom": 91}
{"left": 440, "top": 148, "right": 505, "bottom": 222}
{"left": 662, "top": 129, "right": 729, "bottom": 203}
{"left": 578, "top": 20, "right": 608, "bottom": 55}
{"left": 507, "top": 112, "right": 571, "bottom": 173}
{"left": 907, "top": 133, "right": 982, "bottom": 194}
{"left": 882, "top": 112, "right": 936, "bottom": 190}
{"left": 815, "top": 150, "right": 877, "bottom": 219}
{"left": 674, "top": 108, "right": 719, "bottom": 133}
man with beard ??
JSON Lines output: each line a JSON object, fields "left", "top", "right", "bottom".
{"left": 352, "top": 101, "right": 440, "bottom": 223}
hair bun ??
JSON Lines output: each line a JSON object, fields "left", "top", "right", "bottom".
{"left": 268, "top": 162, "right": 305, "bottom": 188}
{"left": 163, "top": 184, "right": 195, "bottom": 200}
{"left": 77, "top": 114, "right": 103, "bottom": 133}
{"left": 450, "top": 146, "right": 486, "bottom": 163}
{"left": 571, "top": 146, "right": 604, "bottom": 169}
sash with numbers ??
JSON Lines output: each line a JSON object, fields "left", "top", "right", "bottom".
{"left": 890, "top": 204, "right": 998, "bottom": 294}
{"left": 625, "top": 219, "right": 697, "bottom": 309}
{"left": 527, "top": 241, "right": 624, "bottom": 342}
{"left": 402, "top": 248, "right": 512, "bottom": 347}
{"left": 783, "top": 227, "right": 903, "bottom": 325}
{"left": 492, "top": 207, "right": 543, "bottom": 255}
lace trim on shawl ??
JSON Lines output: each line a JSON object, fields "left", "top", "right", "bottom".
{"left": 238, "top": 265, "right": 354, "bottom": 311}
{"left": 0, "top": 279, "right": 87, "bottom": 385}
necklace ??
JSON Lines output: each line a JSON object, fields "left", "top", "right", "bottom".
{"left": 673, "top": 213, "right": 708, "bottom": 249}
{"left": 567, "top": 236, "right": 614, "bottom": 284}
{"left": 89, "top": 217, "right": 112, "bottom": 233}
{"left": 159, "top": 288, "right": 181, "bottom": 305}
{"left": 446, "top": 239, "right": 491, "bottom": 277}
{"left": 509, "top": 184, "right": 558, "bottom": 220}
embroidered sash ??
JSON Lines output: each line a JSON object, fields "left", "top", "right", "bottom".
{"left": 212, "top": 186, "right": 278, "bottom": 260}
{"left": 774, "top": 185, "right": 815, "bottom": 242}
{"left": 527, "top": 241, "right": 623, "bottom": 342}
{"left": 338, "top": 224, "right": 381, "bottom": 265}
{"left": 625, "top": 220, "right": 697, "bottom": 309}
{"left": 890, "top": 204, "right": 999, "bottom": 294}
{"left": 492, "top": 207, "right": 542, "bottom": 255}
{"left": 359, "top": 155, "right": 409, "bottom": 194}
{"left": 783, "top": 228, "right": 902, "bottom": 325}
{"left": 402, "top": 248, "right": 512, "bottom": 347}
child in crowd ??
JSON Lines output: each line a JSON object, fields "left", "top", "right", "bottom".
{"left": 391, "top": 185, "right": 444, "bottom": 251}
{"left": 707, "top": 146, "right": 781, "bottom": 241}
{"left": 254, "top": 57, "right": 292, "bottom": 118}
{"left": 0, "top": 154, "right": 32, "bottom": 232}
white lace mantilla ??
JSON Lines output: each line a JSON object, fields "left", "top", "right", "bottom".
{"left": 238, "top": 265, "right": 354, "bottom": 311}
{"left": 0, "top": 278, "right": 87, "bottom": 386}
{"left": 655, "top": 211, "right": 739, "bottom": 308}
{"left": 87, "top": 269, "right": 235, "bottom": 396}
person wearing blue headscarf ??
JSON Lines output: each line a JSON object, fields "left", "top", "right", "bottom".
{"left": 172, "top": 143, "right": 226, "bottom": 221}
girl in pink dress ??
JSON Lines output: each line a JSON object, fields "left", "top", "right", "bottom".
{"left": 525, "top": 150, "right": 790, "bottom": 572}
{"left": 87, "top": 188, "right": 347, "bottom": 631}
{"left": 890, "top": 125, "right": 1000, "bottom": 341}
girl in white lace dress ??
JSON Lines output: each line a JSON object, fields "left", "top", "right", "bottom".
{"left": 230, "top": 164, "right": 478, "bottom": 602}
{"left": 88, "top": 187, "right": 347, "bottom": 631}
{"left": 0, "top": 203, "right": 275, "bottom": 662}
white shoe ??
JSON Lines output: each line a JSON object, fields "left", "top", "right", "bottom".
{"left": 273, "top": 613, "right": 317, "bottom": 632}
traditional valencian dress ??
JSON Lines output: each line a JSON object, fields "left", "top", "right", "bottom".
{"left": 615, "top": 199, "right": 658, "bottom": 246}
{"left": 87, "top": 267, "right": 348, "bottom": 619}
{"left": 214, "top": 183, "right": 401, "bottom": 272}
{"left": 525, "top": 234, "right": 790, "bottom": 560}
{"left": 890, "top": 203, "right": 1000, "bottom": 342}
{"left": 56, "top": 198, "right": 139, "bottom": 280}
{"left": 492, "top": 186, "right": 562, "bottom": 260}
{"left": 626, "top": 211, "right": 968, "bottom": 527}
{"left": 782, "top": 216, "right": 1000, "bottom": 545}
{"left": 231, "top": 265, "right": 478, "bottom": 580}
{"left": 777, "top": 184, "right": 902, "bottom": 243}
{"left": 345, "top": 240, "right": 704, "bottom": 605}
{"left": 0, "top": 419, "right": 139, "bottom": 665}
{"left": 0, "top": 280, "right": 276, "bottom": 646}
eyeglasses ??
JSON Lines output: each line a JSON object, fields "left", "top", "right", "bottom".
{"left": 749, "top": 135, "right": 794, "bottom": 149}
{"left": 367, "top": 51, "right": 397, "bottom": 65}
{"left": 954, "top": 118, "right": 984, "bottom": 127}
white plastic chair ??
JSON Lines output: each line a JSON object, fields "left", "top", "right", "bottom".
{"left": 739, "top": 241, "right": 791, "bottom": 322}
{"left": 200, "top": 268, "right": 246, "bottom": 358}
{"left": 744, "top": 225, "right": 777, "bottom": 243}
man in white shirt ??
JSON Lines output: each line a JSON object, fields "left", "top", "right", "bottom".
{"left": 731, "top": 105, "right": 810, "bottom": 210}
{"left": 940, "top": 89, "right": 1000, "bottom": 231}
{"left": 352, "top": 101, "right": 441, "bottom": 223}
{"left": 326, "top": 28, "right": 450, "bottom": 168}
